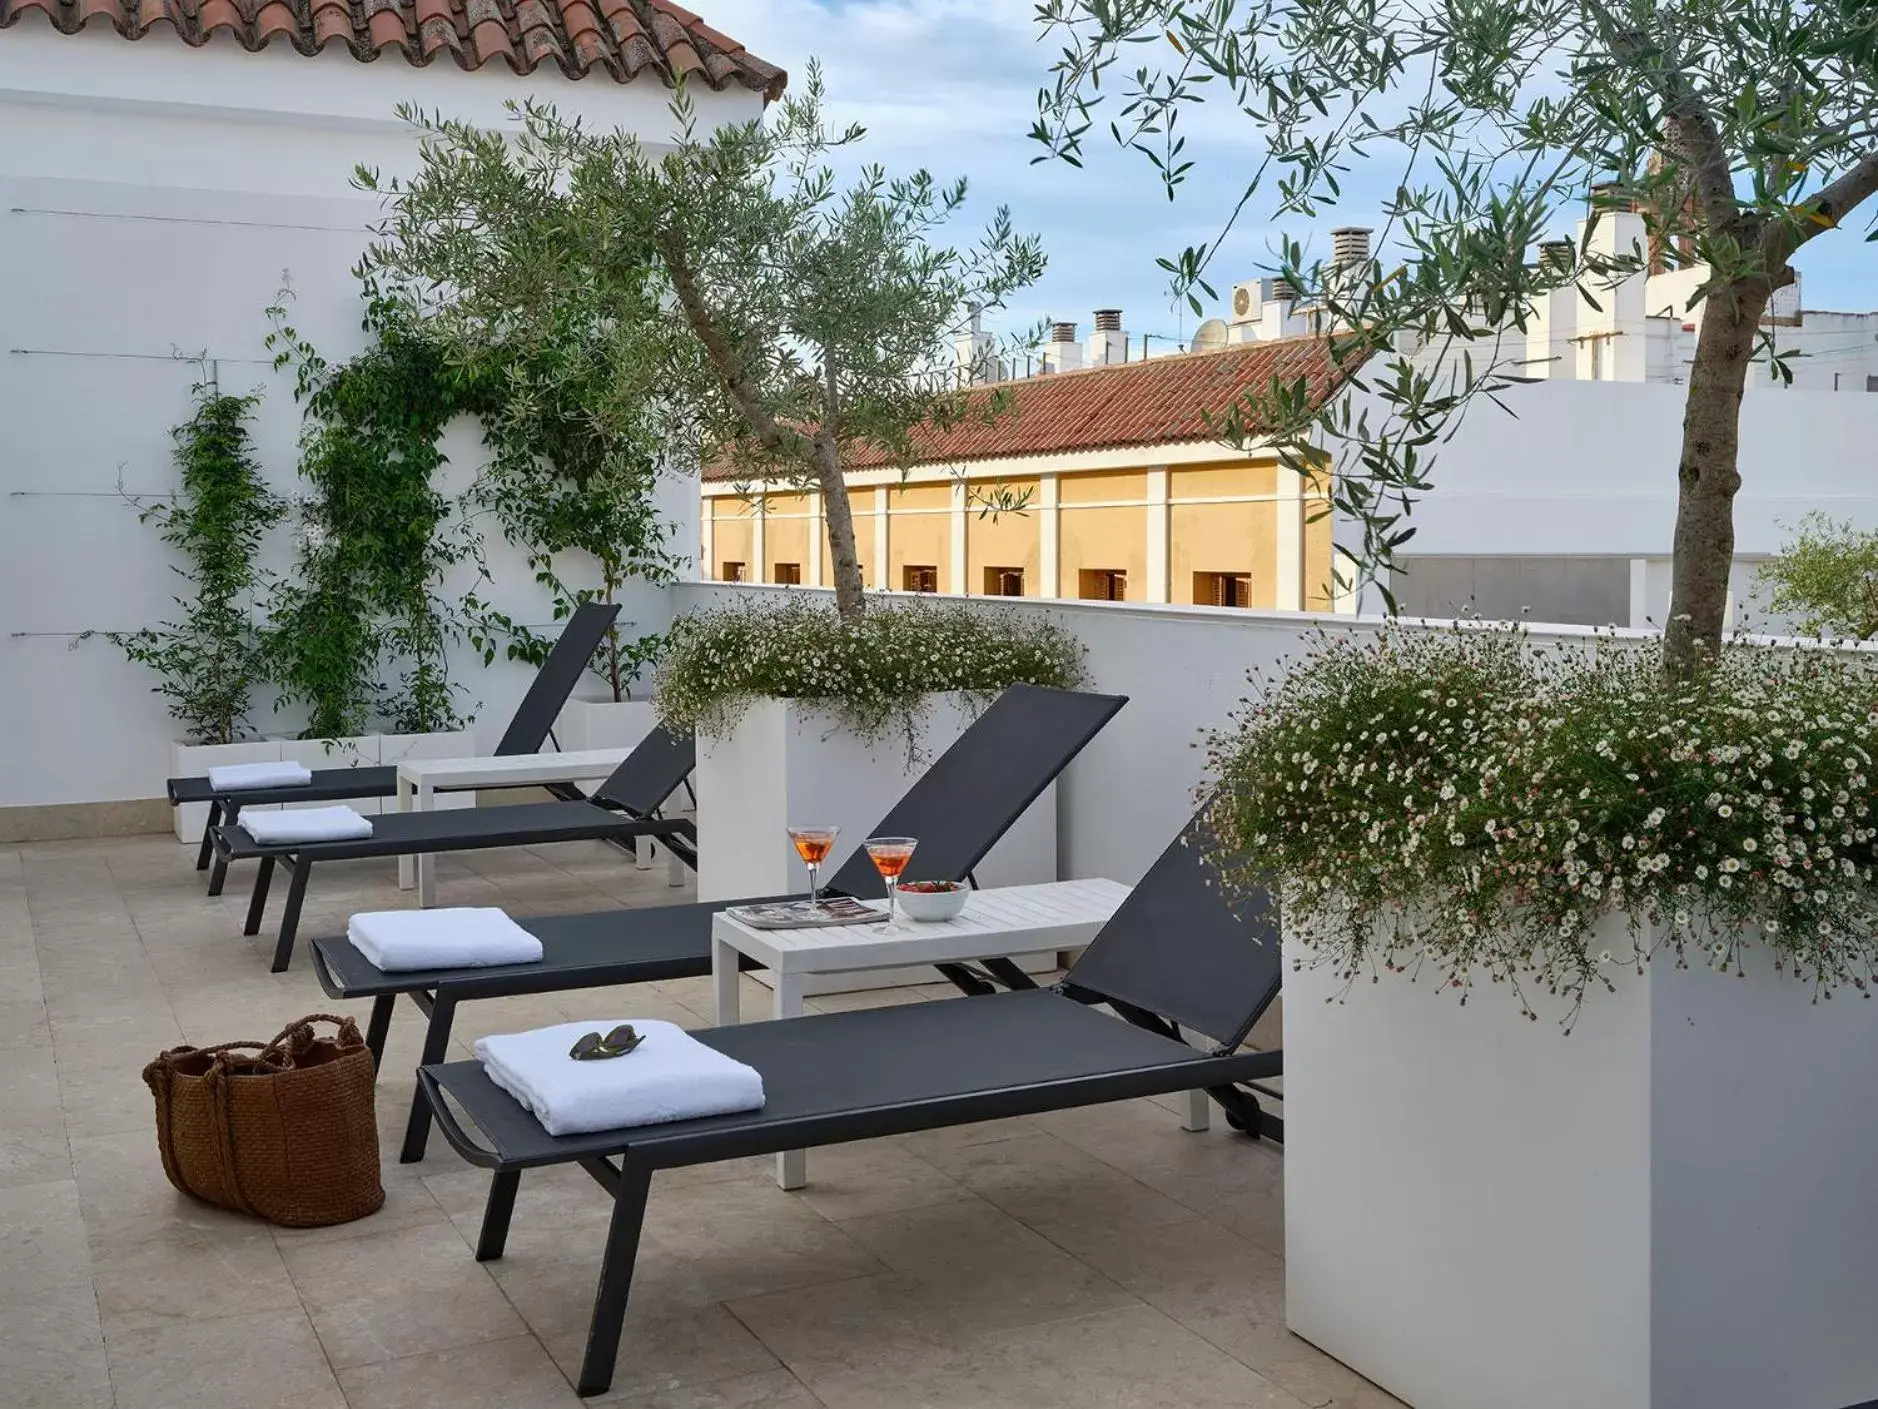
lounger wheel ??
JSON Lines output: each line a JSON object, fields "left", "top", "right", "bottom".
{"left": 1211, "top": 1084, "right": 1266, "bottom": 1140}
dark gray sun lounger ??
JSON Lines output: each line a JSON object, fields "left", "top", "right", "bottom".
{"left": 310, "top": 683, "right": 1128, "bottom": 1162}
{"left": 214, "top": 724, "right": 697, "bottom": 974}
{"left": 417, "top": 810, "right": 1283, "bottom": 1396}
{"left": 170, "top": 600, "right": 624, "bottom": 895}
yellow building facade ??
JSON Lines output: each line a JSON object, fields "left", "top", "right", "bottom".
{"left": 699, "top": 338, "right": 1352, "bottom": 611}
{"left": 702, "top": 449, "right": 1342, "bottom": 610}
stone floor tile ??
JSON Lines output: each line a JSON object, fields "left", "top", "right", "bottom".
{"left": 106, "top": 1306, "right": 347, "bottom": 1409}
{"left": 90, "top": 1218, "right": 300, "bottom": 1333}
{"left": 335, "top": 1334, "right": 584, "bottom": 1409}
{"left": 0, "top": 1043, "right": 72, "bottom": 1187}
{"left": 602, "top": 1368, "right": 825, "bottom": 1408}
{"left": 636, "top": 1176, "right": 882, "bottom": 1305}
{"left": 0, "top": 1177, "right": 113, "bottom": 1405}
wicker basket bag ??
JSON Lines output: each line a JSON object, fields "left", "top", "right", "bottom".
{"left": 143, "top": 1013, "right": 384, "bottom": 1228}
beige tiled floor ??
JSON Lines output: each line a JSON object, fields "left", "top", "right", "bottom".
{"left": 0, "top": 833, "right": 1401, "bottom": 1408}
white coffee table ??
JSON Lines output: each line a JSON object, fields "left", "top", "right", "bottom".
{"left": 394, "top": 750, "right": 685, "bottom": 905}
{"left": 711, "top": 877, "right": 1212, "bottom": 1188}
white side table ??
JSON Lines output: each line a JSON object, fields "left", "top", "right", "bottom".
{"left": 711, "top": 878, "right": 1184, "bottom": 1189}
{"left": 394, "top": 750, "right": 685, "bottom": 905}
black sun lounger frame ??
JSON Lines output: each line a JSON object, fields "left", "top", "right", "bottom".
{"left": 171, "top": 600, "right": 622, "bottom": 895}
{"left": 311, "top": 683, "right": 1129, "bottom": 1162}
{"left": 417, "top": 811, "right": 1283, "bottom": 1396}
{"left": 215, "top": 725, "right": 697, "bottom": 974}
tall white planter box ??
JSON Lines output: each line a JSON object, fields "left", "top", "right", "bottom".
{"left": 1284, "top": 911, "right": 1878, "bottom": 1409}
{"left": 554, "top": 699, "right": 658, "bottom": 791}
{"left": 275, "top": 735, "right": 380, "bottom": 814}
{"left": 170, "top": 740, "right": 281, "bottom": 843}
{"left": 694, "top": 693, "right": 1058, "bottom": 990}
{"left": 380, "top": 729, "right": 477, "bottom": 811}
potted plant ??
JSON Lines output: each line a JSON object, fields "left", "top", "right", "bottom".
{"left": 1205, "top": 623, "right": 1878, "bottom": 1409}
{"left": 90, "top": 376, "right": 288, "bottom": 841}
{"left": 656, "top": 595, "right": 1086, "bottom": 911}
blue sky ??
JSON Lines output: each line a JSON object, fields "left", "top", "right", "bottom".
{"left": 701, "top": 0, "right": 1878, "bottom": 342}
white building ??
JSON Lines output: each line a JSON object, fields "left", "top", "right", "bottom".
{"left": 0, "top": 1, "right": 775, "bottom": 830}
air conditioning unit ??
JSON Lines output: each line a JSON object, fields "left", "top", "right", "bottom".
{"left": 1230, "top": 281, "right": 1262, "bottom": 325}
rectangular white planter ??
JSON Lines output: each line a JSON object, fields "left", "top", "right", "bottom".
{"left": 274, "top": 734, "right": 380, "bottom": 814}
{"left": 693, "top": 693, "right": 1058, "bottom": 992}
{"left": 170, "top": 739, "right": 281, "bottom": 843}
{"left": 379, "top": 729, "right": 477, "bottom": 811}
{"left": 1283, "top": 910, "right": 1878, "bottom": 1409}
{"left": 553, "top": 698, "right": 658, "bottom": 791}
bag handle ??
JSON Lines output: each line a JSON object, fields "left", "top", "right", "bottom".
{"left": 263, "top": 1013, "right": 365, "bottom": 1063}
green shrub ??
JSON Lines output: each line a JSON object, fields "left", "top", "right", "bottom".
{"left": 1205, "top": 624, "right": 1878, "bottom": 1020}
{"left": 655, "top": 596, "right": 1086, "bottom": 744}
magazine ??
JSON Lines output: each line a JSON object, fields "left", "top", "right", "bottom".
{"left": 726, "top": 897, "right": 886, "bottom": 930}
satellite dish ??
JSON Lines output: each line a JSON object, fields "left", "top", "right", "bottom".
{"left": 1192, "top": 318, "right": 1231, "bottom": 352}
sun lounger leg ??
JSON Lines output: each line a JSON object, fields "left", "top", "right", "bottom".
{"left": 195, "top": 799, "right": 221, "bottom": 872}
{"left": 399, "top": 992, "right": 459, "bottom": 1163}
{"left": 476, "top": 1169, "right": 521, "bottom": 1262}
{"left": 208, "top": 801, "right": 241, "bottom": 896}
{"left": 364, "top": 993, "right": 396, "bottom": 1073}
{"left": 269, "top": 857, "right": 310, "bottom": 973}
{"left": 242, "top": 854, "right": 275, "bottom": 935}
{"left": 578, "top": 1158, "right": 653, "bottom": 1398}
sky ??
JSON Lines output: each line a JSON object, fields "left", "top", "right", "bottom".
{"left": 698, "top": 0, "right": 1878, "bottom": 346}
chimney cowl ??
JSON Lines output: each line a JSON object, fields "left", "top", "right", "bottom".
{"left": 1051, "top": 320, "right": 1078, "bottom": 343}
{"left": 1270, "top": 278, "right": 1300, "bottom": 304}
{"left": 1539, "top": 239, "right": 1575, "bottom": 270}
{"left": 1330, "top": 227, "right": 1372, "bottom": 266}
{"left": 1092, "top": 309, "right": 1123, "bottom": 332}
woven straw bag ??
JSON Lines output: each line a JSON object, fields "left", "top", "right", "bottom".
{"left": 143, "top": 1013, "right": 385, "bottom": 1228}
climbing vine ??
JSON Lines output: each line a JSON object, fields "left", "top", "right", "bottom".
{"left": 95, "top": 372, "right": 284, "bottom": 744}
{"left": 264, "top": 289, "right": 486, "bottom": 738}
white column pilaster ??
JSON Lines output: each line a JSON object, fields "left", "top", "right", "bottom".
{"left": 1038, "top": 474, "right": 1061, "bottom": 599}
{"left": 700, "top": 498, "right": 716, "bottom": 581}
{"left": 1275, "top": 463, "right": 1304, "bottom": 611}
{"left": 873, "top": 486, "right": 891, "bottom": 590}
{"left": 949, "top": 478, "right": 969, "bottom": 594}
{"left": 1145, "top": 467, "right": 1170, "bottom": 603}
{"left": 752, "top": 492, "right": 767, "bottom": 584}
{"left": 808, "top": 491, "right": 824, "bottom": 587}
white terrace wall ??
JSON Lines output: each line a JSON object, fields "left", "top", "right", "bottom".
{"left": 1374, "top": 378, "right": 1878, "bottom": 630}
{"left": 0, "top": 25, "right": 754, "bottom": 815}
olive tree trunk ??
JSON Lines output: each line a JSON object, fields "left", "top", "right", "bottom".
{"left": 816, "top": 446, "right": 868, "bottom": 621}
{"left": 1662, "top": 281, "right": 1769, "bottom": 678}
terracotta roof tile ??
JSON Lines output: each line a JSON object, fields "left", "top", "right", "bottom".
{"left": 704, "top": 337, "right": 1363, "bottom": 480}
{"left": 0, "top": 0, "right": 785, "bottom": 96}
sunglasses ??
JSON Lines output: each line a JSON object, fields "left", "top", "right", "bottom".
{"left": 569, "top": 1024, "right": 645, "bottom": 1061}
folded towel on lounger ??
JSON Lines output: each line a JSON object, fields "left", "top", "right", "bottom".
{"left": 347, "top": 907, "right": 543, "bottom": 972}
{"left": 208, "top": 761, "right": 314, "bottom": 791}
{"left": 238, "top": 806, "right": 373, "bottom": 845}
{"left": 475, "top": 1019, "right": 765, "bottom": 1136}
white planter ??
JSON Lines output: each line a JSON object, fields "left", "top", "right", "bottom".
{"left": 1283, "top": 910, "right": 1878, "bottom": 1409}
{"left": 379, "top": 729, "right": 477, "bottom": 811}
{"left": 554, "top": 699, "right": 658, "bottom": 791}
{"left": 170, "top": 739, "right": 281, "bottom": 843}
{"left": 273, "top": 735, "right": 381, "bottom": 815}
{"left": 694, "top": 692, "right": 1058, "bottom": 992}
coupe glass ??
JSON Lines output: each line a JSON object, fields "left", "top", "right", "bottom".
{"left": 863, "top": 837, "right": 918, "bottom": 923}
{"left": 786, "top": 824, "right": 839, "bottom": 910}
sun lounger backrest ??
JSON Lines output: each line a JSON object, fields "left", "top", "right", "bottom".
{"left": 824, "top": 684, "right": 1128, "bottom": 899}
{"left": 1064, "top": 806, "right": 1281, "bottom": 1051}
{"left": 492, "top": 601, "right": 622, "bottom": 756}
{"left": 590, "top": 724, "right": 696, "bottom": 817}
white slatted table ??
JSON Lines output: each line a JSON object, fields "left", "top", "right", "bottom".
{"left": 395, "top": 749, "right": 686, "bottom": 905}
{"left": 711, "top": 878, "right": 1141, "bottom": 1188}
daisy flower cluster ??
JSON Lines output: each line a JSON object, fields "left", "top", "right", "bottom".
{"left": 654, "top": 595, "right": 1086, "bottom": 745}
{"left": 1205, "top": 623, "right": 1878, "bottom": 1017}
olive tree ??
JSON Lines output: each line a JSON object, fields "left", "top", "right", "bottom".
{"left": 1757, "top": 511, "right": 1878, "bottom": 639}
{"left": 1033, "top": 0, "right": 1878, "bottom": 674}
{"left": 360, "top": 65, "right": 1044, "bottom": 621}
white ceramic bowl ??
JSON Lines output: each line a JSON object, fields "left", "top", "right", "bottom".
{"left": 895, "top": 884, "right": 969, "bottom": 922}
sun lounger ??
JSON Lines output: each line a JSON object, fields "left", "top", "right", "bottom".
{"left": 417, "top": 809, "right": 1283, "bottom": 1396}
{"left": 170, "top": 600, "right": 623, "bottom": 894}
{"left": 310, "top": 683, "right": 1129, "bottom": 1161}
{"left": 214, "top": 724, "right": 697, "bottom": 975}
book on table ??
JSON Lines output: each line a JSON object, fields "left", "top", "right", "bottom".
{"left": 725, "top": 897, "right": 885, "bottom": 930}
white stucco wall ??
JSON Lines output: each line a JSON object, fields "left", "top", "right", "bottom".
{"left": 0, "top": 23, "right": 758, "bottom": 809}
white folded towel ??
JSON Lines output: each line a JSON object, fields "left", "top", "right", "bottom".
{"left": 208, "top": 761, "right": 314, "bottom": 791}
{"left": 475, "top": 1018, "right": 765, "bottom": 1136}
{"left": 239, "top": 806, "right": 373, "bottom": 845}
{"left": 347, "top": 907, "right": 543, "bottom": 972}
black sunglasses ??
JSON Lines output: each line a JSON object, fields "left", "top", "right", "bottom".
{"left": 569, "top": 1024, "right": 645, "bottom": 1061}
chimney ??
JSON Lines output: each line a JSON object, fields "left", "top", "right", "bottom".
{"left": 1539, "top": 240, "right": 1575, "bottom": 272}
{"left": 1045, "top": 320, "right": 1082, "bottom": 373}
{"left": 1086, "top": 309, "right": 1127, "bottom": 366}
{"left": 953, "top": 305, "right": 996, "bottom": 385}
{"left": 1270, "top": 277, "right": 1300, "bottom": 305}
{"left": 1330, "top": 227, "right": 1372, "bottom": 268}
